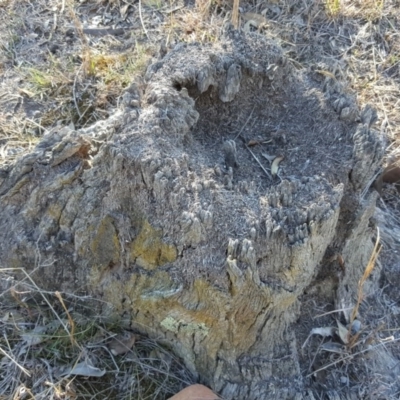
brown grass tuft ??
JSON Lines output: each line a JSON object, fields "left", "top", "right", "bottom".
{"left": 350, "top": 229, "right": 382, "bottom": 325}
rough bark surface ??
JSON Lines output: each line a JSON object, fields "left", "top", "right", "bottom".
{"left": 0, "top": 33, "right": 383, "bottom": 399}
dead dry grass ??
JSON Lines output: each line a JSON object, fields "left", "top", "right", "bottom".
{"left": 300, "top": 228, "right": 400, "bottom": 398}
{"left": 0, "top": 268, "right": 193, "bottom": 400}
{"left": 1, "top": 0, "right": 400, "bottom": 398}
{"left": 1, "top": 0, "right": 397, "bottom": 144}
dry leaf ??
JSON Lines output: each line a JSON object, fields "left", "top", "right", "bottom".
{"left": 58, "top": 361, "right": 106, "bottom": 377}
{"left": 271, "top": 156, "right": 284, "bottom": 176}
{"left": 320, "top": 342, "right": 346, "bottom": 354}
{"left": 302, "top": 326, "right": 336, "bottom": 349}
{"left": 336, "top": 320, "right": 349, "bottom": 344}
{"left": 315, "top": 69, "right": 336, "bottom": 79}
{"left": 120, "top": 4, "right": 130, "bottom": 19}
{"left": 248, "top": 140, "right": 272, "bottom": 147}
{"left": 244, "top": 21, "right": 257, "bottom": 32}
{"left": 242, "top": 12, "right": 267, "bottom": 27}
{"left": 108, "top": 331, "right": 136, "bottom": 356}
{"left": 261, "top": 152, "right": 276, "bottom": 163}
{"left": 2, "top": 310, "right": 25, "bottom": 324}
{"left": 18, "top": 88, "right": 35, "bottom": 98}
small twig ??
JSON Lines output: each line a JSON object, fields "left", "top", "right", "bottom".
{"left": 361, "top": 169, "right": 381, "bottom": 199}
{"left": 163, "top": 5, "right": 185, "bottom": 14}
{"left": 73, "top": 64, "right": 83, "bottom": 119}
{"left": 307, "top": 337, "right": 324, "bottom": 373}
{"left": 77, "top": 102, "right": 93, "bottom": 125}
{"left": 99, "top": 345, "right": 120, "bottom": 372}
{"left": 82, "top": 28, "right": 128, "bottom": 37}
{"left": 233, "top": 105, "right": 271, "bottom": 179}
{"left": 40, "top": 358, "right": 55, "bottom": 385}
{"left": 0, "top": 343, "right": 31, "bottom": 377}
{"left": 314, "top": 307, "right": 353, "bottom": 319}
{"left": 25, "top": 118, "right": 48, "bottom": 135}
{"left": 372, "top": 44, "right": 377, "bottom": 82}
{"left": 53, "top": 11, "right": 58, "bottom": 32}
{"left": 245, "top": 144, "right": 272, "bottom": 180}
{"left": 138, "top": 0, "right": 150, "bottom": 41}
{"left": 234, "top": 105, "right": 256, "bottom": 140}
{"left": 231, "top": 0, "right": 240, "bottom": 29}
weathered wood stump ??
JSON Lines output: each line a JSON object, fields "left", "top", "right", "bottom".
{"left": 0, "top": 32, "right": 383, "bottom": 399}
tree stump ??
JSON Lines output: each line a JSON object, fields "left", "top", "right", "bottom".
{"left": 0, "top": 33, "right": 383, "bottom": 399}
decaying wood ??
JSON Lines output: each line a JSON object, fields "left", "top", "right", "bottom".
{"left": 0, "top": 33, "right": 383, "bottom": 399}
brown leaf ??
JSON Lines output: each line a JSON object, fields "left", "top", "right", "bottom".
{"left": 248, "top": 140, "right": 272, "bottom": 147}
{"left": 315, "top": 69, "right": 336, "bottom": 79}
{"left": 242, "top": 12, "right": 267, "bottom": 27}
{"left": 108, "top": 331, "right": 137, "bottom": 356}
{"left": 382, "top": 164, "right": 400, "bottom": 184}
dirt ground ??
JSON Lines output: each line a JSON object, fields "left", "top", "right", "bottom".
{"left": 1, "top": 0, "right": 400, "bottom": 399}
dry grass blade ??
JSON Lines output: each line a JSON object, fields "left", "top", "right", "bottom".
{"left": 0, "top": 267, "right": 192, "bottom": 399}
{"left": 0, "top": 346, "right": 31, "bottom": 377}
{"left": 350, "top": 229, "right": 381, "bottom": 325}
{"left": 307, "top": 336, "right": 400, "bottom": 378}
{"left": 139, "top": 0, "right": 150, "bottom": 41}
{"left": 2, "top": 268, "right": 70, "bottom": 337}
{"left": 234, "top": 105, "right": 255, "bottom": 140}
{"left": 55, "top": 291, "right": 77, "bottom": 348}
{"left": 245, "top": 143, "right": 272, "bottom": 180}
